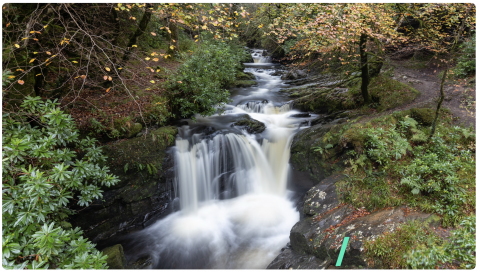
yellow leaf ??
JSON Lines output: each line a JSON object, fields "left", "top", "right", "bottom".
{"left": 167, "top": 29, "right": 171, "bottom": 34}
{"left": 195, "top": 39, "right": 198, "bottom": 42}
{"left": 118, "top": 67, "right": 122, "bottom": 70}
{"left": 16, "top": 69, "right": 24, "bottom": 72}
{"left": 29, "top": 59, "right": 35, "bottom": 63}
{"left": 153, "top": 58, "right": 159, "bottom": 62}
{"left": 14, "top": 44, "right": 20, "bottom": 48}
{"left": 33, "top": 52, "right": 38, "bottom": 54}
{"left": 194, "top": 35, "right": 198, "bottom": 38}
{"left": 156, "top": 69, "right": 160, "bottom": 72}
{"left": 106, "top": 87, "right": 111, "bottom": 93}
{"left": 105, "top": 67, "right": 111, "bottom": 72}
{"left": 72, "top": 61, "right": 78, "bottom": 63}
{"left": 172, "top": 39, "right": 176, "bottom": 42}
{"left": 145, "top": 57, "right": 151, "bottom": 61}
{"left": 258, "top": 24, "right": 263, "bottom": 28}
{"left": 150, "top": 80, "right": 155, "bottom": 83}
{"left": 44, "top": 25, "right": 48, "bottom": 28}
{"left": 8, "top": 75, "right": 15, "bottom": 79}
{"left": 35, "top": 74, "right": 41, "bottom": 76}
{"left": 30, "top": 31, "right": 35, "bottom": 34}
{"left": 33, "top": 38, "right": 38, "bottom": 41}
{"left": 132, "top": 17, "right": 136, "bottom": 20}
{"left": 18, "top": 80, "right": 25, "bottom": 85}
{"left": 117, "top": 3, "right": 122, "bottom": 7}
{"left": 132, "top": 45, "right": 137, "bottom": 48}
{"left": 46, "top": 51, "right": 51, "bottom": 55}
{"left": 170, "top": 45, "right": 174, "bottom": 50}
{"left": 151, "top": 52, "right": 156, "bottom": 56}
{"left": 108, "top": 76, "right": 112, "bottom": 81}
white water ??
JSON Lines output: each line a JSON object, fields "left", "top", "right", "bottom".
{"left": 127, "top": 52, "right": 316, "bottom": 269}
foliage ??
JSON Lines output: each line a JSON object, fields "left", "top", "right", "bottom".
{"left": 167, "top": 41, "right": 245, "bottom": 118}
{"left": 334, "top": 111, "right": 475, "bottom": 226}
{"left": 2, "top": 96, "right": 119, "bottom": 269}
{"left": 405, "top": 216, "right": 476, "bottom": 269}
{"left": 2, "top": 69, "right": 14, "bottom": 87}
{"left": 364, "top": 220, "right": 442, "bottom": 269}
{"left": 453, "top": 34, "right": 476, "bottom": 78}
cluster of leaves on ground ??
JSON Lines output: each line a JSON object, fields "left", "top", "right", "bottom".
{"left": 2, "top": 97, "right": 120, "bottom": 269}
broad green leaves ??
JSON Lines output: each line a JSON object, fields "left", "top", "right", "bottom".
{"left": 2, "top": 98, "right": 119, "bottom": 269}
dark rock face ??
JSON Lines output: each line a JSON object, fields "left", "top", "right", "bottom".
{"left": 70, "top": 126, "right": 178, "bottom": 244}
{"left": 268, "top": 173, "right": 442, "bottom": 269}
{"left": 289, "top": 113, "right": 311, "bottom": 118}
{"left": 233, "top": 115, "right": 266, "bottom": 134}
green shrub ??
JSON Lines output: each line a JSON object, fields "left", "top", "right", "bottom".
{"left": 2, "top": 96, "right": 120, "bottom": 269}
{"left": 453, "top": 34, "right": 475, "bottom": 78}
{"left": 167, "top": 41, "right": 245, "bottom": 118}
{"left": 406, "top": 216, "right": 476, "bottom": 269}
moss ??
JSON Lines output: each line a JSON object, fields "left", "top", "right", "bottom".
{"left": 230, "top": 80, "right": 257, "bottom": 88}
{"left": 368, "top": 74, "right": 421, "bottom": 112}
{"left": 236, "top": 71, "right": 255, "bottom": 80}
{"left": 408, "top": 108, "right": 435, "bottom": 126}
{"left": 102, "top": 244, "right": 126, "bottom": 269}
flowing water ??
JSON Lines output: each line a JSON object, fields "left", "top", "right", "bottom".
{"left": 123, "top": 49, "right": 317, "bottom": 269}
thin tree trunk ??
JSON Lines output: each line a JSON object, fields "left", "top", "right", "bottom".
{"left": 429, "top": 62, "right": 448, "bottom": 139}
{"left": 166, "top": 18, "right": 179, "bottom": 55}
{"left": 360, "top": 33, "right": 371, "bottom": 104}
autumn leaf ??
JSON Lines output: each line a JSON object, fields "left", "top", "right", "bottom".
{"left": 151, "top": 32, "right": 156, "bottom": 36}
{"left": 172, "top": 39, "right": 176, "bottom": 42}
{"left": 80, "top": 75, "right": 86, "bottom": 79}
{"left": 132, "top": 45, "right": 137, "bottom": 48}
{"left": 156, "top": 69, "right": 160, "bottom": 72}
{"left": 8, "top": 75, "right": 15, "bottom": 79}
{"left": 151, "top": 52, "right": 157, "bottom": 56}
{"left": 16, "top": 69, "right": 24, "bottom": 72}
{"left": 33, "top": 52, "right": 38, "bottom": 54}
{"left": 6, "top": 22, "right": 10, "bottom": 27}
{"left": 103, "top": 76, "right": 108, "bottom": 80}
{"left": 46, "top": 51, "right": 51, "bottom": 55}
{"left": 177, "top": 81, "right": 182, "bottom": 83}
{"left": 106, "top": 87, "right": 111, "bottom": 93}
{"left": 153, "top": 58, "right": 159, "bottom": 62}
{"left": 29, "top": 59, "right": 35, "bottom": 63}
{"left": 150, "top": 68, "right": 154, "bottom": 72}
{"left": 105, "top": 67, "right": 111, "bottom": 71}
{"left": 258, "top": 24, "right": 263, "bottom": 28}
{"left": 108, "top": 76, "right": 112, "bottom": 81}
{"left": 18, "top": 80, "right": 25, "bottom": 85}
{"left": 72, "top": 61, "right": 78, "bottom": 63}
{"left": 170, "top": 45, "right": 174, "bottom": 50}
{"left": 36, "top": 74, "right": 41, "bottom": 76}
{"left": 150, "top": 80, "right": 155, "bottom": 83}
{"left": 14, "top": 44, "right": 20, "bottom": 48}
{"left": 145, "top": 57, "right": 151, "bottom": 60}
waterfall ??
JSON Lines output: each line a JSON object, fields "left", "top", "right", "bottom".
{"left": 251, "top": 49, "right": 272, "bottom": 63}
{"left": 123, "top": 48, "right": 316, "bottom": 269}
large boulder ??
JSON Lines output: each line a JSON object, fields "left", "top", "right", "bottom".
{"left": 268, "top": 174, "right": 442, "bottom": 269}
{"left": 281, "top": 69, "right": 308, "bottom": 80}
{"left": 233, "top": 115, "right": 266, "bottom": 134}
{"left": 70, "top": 126, "right": 178, "bottom": 244}
{"left": 102, "top": 244, "right": 127, "bottom": 269}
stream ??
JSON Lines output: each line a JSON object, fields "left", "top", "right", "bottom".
{"left": 122, "top": 49, "right": 317, "bottom": 269}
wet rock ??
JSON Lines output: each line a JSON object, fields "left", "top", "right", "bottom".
{"left": 236, "top": 71, "right": 256, "bottom": 80}
{"left": 230, "top": 80, "right": 257, "bottom": 88}
{"left": 289, "top": 113, "right": 311, "bottom": 118}
{"left": 267, "top": 247, "right": 332, "bottom": 269}
{"left": 233, "top": 115, "right": 266, "bottom": 134}
{"left": 126, "top": 255, "right": 153, "bottom": 269}
{"left": 281, "top": 69, "right": 308, "bottom": 80}
{"left": 268, "top": 174, "right": 442, "bottom": 269}
{"left": 71, "top": 126, "right": 178, "bottom": 244}
{"left": 271, "top": 70, "right": 284, "bottom": 76}
{"left": 102, "top": 244, "right": 127, "bottom": 269}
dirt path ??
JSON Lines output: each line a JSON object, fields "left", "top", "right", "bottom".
{"left": 385, "top": 59, "right": 475, "bottom": 129}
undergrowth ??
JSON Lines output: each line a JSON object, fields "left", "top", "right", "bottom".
{"left": 314, "top": 108, "right": 475, "bottom": 227}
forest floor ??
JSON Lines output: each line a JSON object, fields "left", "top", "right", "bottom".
{"left": 384, "top": 58, "right": 475, "bottom": 129}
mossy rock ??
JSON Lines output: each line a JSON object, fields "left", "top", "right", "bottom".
{"left": 236, "top": 72, "right": 255, "bottom": 80}
{"left": 290, "top": 87, "right": 357, "bottom": 114}
{"left": 230, "top": 80, "right": 257, "bottom": 88}
{"left": 408, "top": 108, "right": 435, "bottom": 126}
{"left": 113, "top": 118, "right": 143, "bottom": 138}
{"left": 102, "top": 244, "right": 126, "bottom": 269}
{"left": 233, "top": 115, "right": 266, "bottom": 134}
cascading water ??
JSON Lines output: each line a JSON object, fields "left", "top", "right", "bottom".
{"left": 123, "top": 50, "right": 317, "bottom": 269}
{"left": 251, "top": 48, "right": 272, "bottom": 63}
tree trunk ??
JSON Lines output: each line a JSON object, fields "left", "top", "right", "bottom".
{"left": 166, "top": 18, "right": 179, "bottom": 56}
{"left": 121, "top": 3, "right": 153, "bottom": 64}
{"left": 429, "top": 62, "right": 448, "bottom": 139}
{"left": 359, "top": 33, "right": 371, "bottom": 104}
